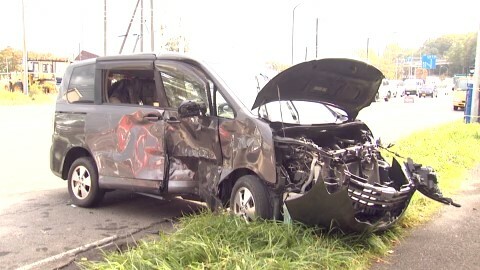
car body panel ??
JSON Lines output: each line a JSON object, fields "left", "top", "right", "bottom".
{"left": 51, "top": 54, "right": 459, "bottom": 233}
{"left": 452, "top": 78, "right": 471, "bottom": 109}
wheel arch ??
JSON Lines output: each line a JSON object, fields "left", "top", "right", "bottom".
{"left": 217, "top": 167, "right": 279, "bottom": 207}
{"left": 218, "top": 168, "right": 259, "bottom": 206}
{"left": 61, "top": 147, "right": 93, "bottom": 180}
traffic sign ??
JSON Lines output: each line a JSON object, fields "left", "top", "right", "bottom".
{"left": 422, "top": 55, "right": 437, "bottom": 69}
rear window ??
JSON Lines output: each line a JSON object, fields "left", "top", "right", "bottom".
{"left": 67, "top": 64, "right": 95, "bottom": 103}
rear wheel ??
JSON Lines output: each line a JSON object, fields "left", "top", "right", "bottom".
{"left": 453, "top": 106, "right": 458, "bottom": 111}
{"left": 67, "top": 157, "right": 104, "bottom": 207}
{"left": 230, "top": 175, "right": 272, "bottom": 221}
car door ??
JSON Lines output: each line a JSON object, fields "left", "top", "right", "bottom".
{"left": 155, "top": 60, "right": 222, "bottom": 199}
{"left": 87, "top": 59, "right": 168, "bottom": 192}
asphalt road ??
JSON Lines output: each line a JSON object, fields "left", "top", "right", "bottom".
{"left": 359, "top": 94, "right": 463, "bottom": 143}
{"left": 370, "top": 166, "right": 480, "bottom": 270}
{"left": 0, "top": 95, "right": 464, "bottom": 269}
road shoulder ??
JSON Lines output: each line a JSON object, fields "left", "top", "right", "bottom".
{"left": 371, "top": 165, "right": 480, "bottom": 270}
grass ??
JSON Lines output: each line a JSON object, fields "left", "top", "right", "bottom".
{"left": 383, "top": 121, "right": 480, "bottom": 227}
{"left": 83, "top": 214, "right": 402, "bottom": 270}
{"left": 0, "top": 87, "right": 56, "bottom": 105}
{"left": 82, "top": 121, "right": 480, "bottom": 270}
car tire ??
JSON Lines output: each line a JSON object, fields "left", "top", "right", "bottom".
{"left": 453, "top": 106, "right": 458, "bottom": 111}
{"left": 67, "top": 157, "right": 104, "bottom": 207}
{"left": 230, "top": 175, "right": 272, "bottom": 221}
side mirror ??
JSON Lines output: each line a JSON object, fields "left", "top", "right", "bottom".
{"left": 178, "top": 100, "right": 206, "bottom": 118}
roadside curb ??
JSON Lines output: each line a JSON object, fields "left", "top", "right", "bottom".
{"left": 17, "top": 235, "right": 118, "bottom": 270}
{"left": 17, "top": 219, "right": 176, "bottom": 270}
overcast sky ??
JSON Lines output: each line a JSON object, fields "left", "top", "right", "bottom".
{"left": 1, "top": 0, "right": 479, "bottom": 64}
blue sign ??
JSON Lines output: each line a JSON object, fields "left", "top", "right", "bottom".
{"left": 465, "top": 83, "right": 473, "bottom": 123}
{"left": 422, "top": 55, "right": 437, "bottom": 69}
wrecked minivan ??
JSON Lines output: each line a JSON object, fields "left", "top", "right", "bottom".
{"left": 50, "top": 55, "right": 458, "bottom": 232}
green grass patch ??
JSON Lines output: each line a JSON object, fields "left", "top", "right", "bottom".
{"left": 82, "top": 213, "right": 402, "bottom": 270}
{"left": 382, "top": 121, "right": 480, "bottom": 227}
{"left": 83, "top": 121, "right": 480, "bottom": 270}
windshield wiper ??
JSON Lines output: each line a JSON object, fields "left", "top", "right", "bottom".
{"left": 325, "top": 105, "right": 348, "bottom": 123}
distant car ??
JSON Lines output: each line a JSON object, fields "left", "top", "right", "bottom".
{"left": 437, "top": 78, "right": 454, "bottom": 96}
{"left": 388, "top": 79, "right": 403, "bottom": 98}
{"left": 452, "top": 78, "right": 472, "bottom": 110}
{"left": 418, "top": 84, "right": 437, "bottom": 98}
{"left": 377, "top": 79, "right": 392, "bottom": 101}
{"left": 402, "top": 79, "right": 423, "bottom": 96}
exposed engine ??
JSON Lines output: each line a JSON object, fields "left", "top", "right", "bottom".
{"left": 274, "top": 125, "right": 414, "bottom": 226}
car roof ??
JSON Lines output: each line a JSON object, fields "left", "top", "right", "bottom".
{"left": 95, "top": 53, "right": 202, "bottom": 63}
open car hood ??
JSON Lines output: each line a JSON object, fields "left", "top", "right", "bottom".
{"left": 252, "top": 58, "right": 384, "bottom": 120}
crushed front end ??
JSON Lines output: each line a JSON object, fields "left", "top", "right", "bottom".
{"left": 273, "top": 124, "right": 459, "bottom": 232}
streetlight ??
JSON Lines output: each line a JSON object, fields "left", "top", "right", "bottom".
{"left": 21, "top": 0, "right": 28, "bottom": 95}
{"left": 291, "top": 2, "right": 304, "bottom": 65}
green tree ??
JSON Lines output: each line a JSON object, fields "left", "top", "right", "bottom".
{"left": 419, "top": 33, "right": 477, "bottom": 75}
{"left": 445, "top": 33, "right": 477, "bottom": 75}
{"left": 356, "top": 44, "right": 414, "bottom": 79}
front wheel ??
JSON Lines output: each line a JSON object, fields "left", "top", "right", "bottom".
{"left": 230, "top": 175, "right": 272, "bottom": 221}
{"left": 67, "top": 157, "right": 104, "bottom": 207}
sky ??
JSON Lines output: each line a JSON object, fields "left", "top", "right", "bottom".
{"left": 1, "top": 0, "right": 479, "bottom": 65}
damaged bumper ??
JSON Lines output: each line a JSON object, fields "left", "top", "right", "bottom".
{"left": 284, "top": 157, "right": 459, "bottom": 232}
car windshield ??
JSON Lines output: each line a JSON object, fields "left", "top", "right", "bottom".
{"left": 404, "top": 79, "right": 421, "bottom": 87}
{"left": 211, "top": 63, "right": 346, "bottom": 124}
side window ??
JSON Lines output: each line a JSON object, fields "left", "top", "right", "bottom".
{"left": 157, "top": 63, "right": 210, "bottom": 115}
{"left": 105, "top": 69, "right": 158, "bottom": 106}
{"left": 67, "top": 64, "right": 95, "bottom": 103}
{"left": 215, "top": 91, "right": 234, "bottom": 119}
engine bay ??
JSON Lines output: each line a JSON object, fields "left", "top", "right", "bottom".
{"left": 273, "top": 122, "right": 416, "bottom": 226}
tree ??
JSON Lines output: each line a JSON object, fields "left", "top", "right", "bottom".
{"left": 0, "top": 47, "right": 23, "bottom": 73}
{"left": 419, "top": 33, "right": 477, "bottom": 75}
{"left": 356, "top": 44, "right": 414, "bottom": 79}
{"left": 445, "top": 33, "right": 477, "bottom": 75}
{"left": 266, "top": 61, "right": 289, "bottom": 72}
{"left": 164, "top": 36, "right": 189, "bottom": 53}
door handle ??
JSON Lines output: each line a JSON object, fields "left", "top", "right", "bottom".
{"left": 143, "top": 112, "right": 162, "bottom": 122}
{"left": 165, "top": 116, "right": 180, "bottom": 124}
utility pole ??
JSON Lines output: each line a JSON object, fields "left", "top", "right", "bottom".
{"left": 366, "top": 37, "right": 369, "bottom": 61}
{"left": 315, "top": 18, "right": 318, "bottom": 59}
{"left": 21, "top": 0, "right": 28, "bottom": 95}
{"left": 140, "top": 0, "right": 144, "bottom": 52}
{"left": 119, "top": 0, "right": 141, "bottom": 54}
{"left": 104, "top": 0, "right": 107, "bottom": 56}
{"left": 470, "top": 22, "right": 480, "bottom": 123}
{"left": 150, "top": 0, "right": 154, "bottom": 52}
{"left": 291, "top": 2, "right": 303, "bottom": 65}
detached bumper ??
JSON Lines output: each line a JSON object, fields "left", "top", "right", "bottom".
{"left": 284, "top": 180, "right": 414, "bottom": 232}
{"left": 284, "top": 158, "right": 459, "bottom": 232}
